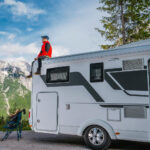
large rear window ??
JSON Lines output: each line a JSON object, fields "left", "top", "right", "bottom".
{"left": 46, "top": 66, "right": 69, "bottom": 83}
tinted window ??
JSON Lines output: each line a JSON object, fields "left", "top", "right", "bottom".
{"left": 46, "top": 66, "right": 69, "bottom": 83}
{"left": 90, "top": 63, "right": 104, "bottom": 82}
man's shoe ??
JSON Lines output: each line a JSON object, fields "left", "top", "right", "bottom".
{"left": 26, "top": 74, "right": 32, "bottom": 78}
{"left": 34, "top": 70, "right": 41, "bottom": 75}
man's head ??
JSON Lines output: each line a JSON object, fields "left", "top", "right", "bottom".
{"left": 41, "top": 35, "right": 49, "bottom": 42}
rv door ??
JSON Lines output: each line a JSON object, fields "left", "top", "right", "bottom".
{"left": 36, "top": 92, "right": 58, "bottom": 132}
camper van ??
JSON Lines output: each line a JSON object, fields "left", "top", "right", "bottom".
{"left": 29, "top": 39, "right": 150, "bottom": 150}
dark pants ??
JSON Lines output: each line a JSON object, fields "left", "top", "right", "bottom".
{"left": 31, "top": 56, "right": 49, "bottom": 74}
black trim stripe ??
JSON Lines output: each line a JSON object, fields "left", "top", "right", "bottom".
{"left": 105, "top": 71, "right": 121, "bottom": 90}
{"left": 41, "top": 72, "right": 104, "bottom": 102}
{"left": 100, "top": 104, "right": 149, "bottom": 108}
{"left": 104, "top": 68, "right": 122, "bottom": 90}
{"left": 123, "top": 90, "right": 148, "bottom": 97}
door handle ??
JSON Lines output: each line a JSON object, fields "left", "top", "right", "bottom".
{"left": 66, "top": 104, "right": 70, "bottom": 110}
{"left": 37, "top": 119, "right": 40, "bottom": 123}
{"left": 38, "top": 99, "right": 40, "bottom": 102}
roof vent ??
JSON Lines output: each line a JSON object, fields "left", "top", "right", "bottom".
{"left": 122, "top": 58, "right": 144, "bottom": 70}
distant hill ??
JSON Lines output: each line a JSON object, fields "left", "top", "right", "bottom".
{"left": 0, "top": 60, "right": 31, "bottom": 120}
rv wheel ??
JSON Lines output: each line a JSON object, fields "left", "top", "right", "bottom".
{"left": 83, "top": 125, "right": 111, "bottom": 150}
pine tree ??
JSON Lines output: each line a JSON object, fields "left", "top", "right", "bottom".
{"left": 96, "top": 0, "right": 150, "bottom": 49}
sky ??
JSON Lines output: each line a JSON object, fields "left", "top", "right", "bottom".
{"left": 0, "top": 0, "right": 107, "bottom": 62}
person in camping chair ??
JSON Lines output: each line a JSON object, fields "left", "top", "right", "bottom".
{"left": 27, "top": 35, "right": 52, "bottom": 78}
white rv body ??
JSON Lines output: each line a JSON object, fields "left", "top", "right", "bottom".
{"left": 29, "top": 39, "right": 150, "bottom": 143}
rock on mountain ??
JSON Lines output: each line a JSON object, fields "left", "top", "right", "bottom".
{"left": 0, "top": 60, "right": 31, "bottom": 90}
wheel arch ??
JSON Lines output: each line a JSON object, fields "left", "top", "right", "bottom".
{"left": 77, "top": 119, "right": 117, "bottom": 140}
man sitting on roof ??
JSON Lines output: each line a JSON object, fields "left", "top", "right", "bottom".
{"left": 27, "top": 35, "right": 52, "bottom": 78}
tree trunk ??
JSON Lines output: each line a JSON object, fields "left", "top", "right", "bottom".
{"left": 120, "top": 0, "right": 126, "bottom": 45}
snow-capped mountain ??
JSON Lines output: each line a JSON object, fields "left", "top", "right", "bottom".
{"left": 0, "top": 60, "right": 31, "bottom": 90}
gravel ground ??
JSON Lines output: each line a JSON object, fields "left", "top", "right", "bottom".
{"left": 0, "top": 131, "right": 150, "bottom": 150}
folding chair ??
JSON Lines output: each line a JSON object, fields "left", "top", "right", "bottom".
{"left": 1, "top": 111, "right": 23, "bottom": 141}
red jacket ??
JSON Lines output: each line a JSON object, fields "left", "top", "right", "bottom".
{"left": 38, "top": 41, "right": 52, "bottom": 58}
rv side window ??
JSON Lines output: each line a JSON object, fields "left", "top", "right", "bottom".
{"left": 46, "top": 66, "right": 69, "bottom": 83}
{"left": 90, "top": 63, "right": 104, "bottom": 82}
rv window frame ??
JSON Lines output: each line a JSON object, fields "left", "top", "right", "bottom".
{"left": 46, "top": 66, "right": 70, "bottom": 83}
{"left": 90, "top": 62, "right": 104, "bottom": 82}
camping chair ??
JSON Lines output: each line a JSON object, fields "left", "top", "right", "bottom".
{"left": 1, "top": 109, "right": 25, "bottom": 141}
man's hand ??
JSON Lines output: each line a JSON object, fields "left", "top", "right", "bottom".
{"left": 34, "top": 57, "right": 38, "bottom": 61}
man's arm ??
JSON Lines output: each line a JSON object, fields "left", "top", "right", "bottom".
{"left": 45, "top": 43, "right": 50, "bottom": 53}
{"left": 37, "top": 50, "right": 42, "bottom": 58}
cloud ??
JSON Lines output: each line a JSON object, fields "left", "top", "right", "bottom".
{"left": 0, "top": 31, "right": 16, "bottom": 40}
{"left": 27, "top": 28, "right": 33, "bottom": 32}
{"left": 0, "top": 0, "right": 45, "bottom": 19}
{"left": 5, "top": 56, "right": 26, "bottom": 62}
{"left": 0, "top": 42, "right": 39, "bottom": 55}
{"left": 0, "top": 31, "right": 7, "bottom": 35}
{"left": 52, "top": 46, "right": 70, "bottom": 57}
{"left": 0, "top": 42, "right": 70, "bottom": 61}
{"left": 8, "top": 33, "right": 16, "bottom": 40}
{"left": 40, "top": 0, "right": 103, "bottom": 54}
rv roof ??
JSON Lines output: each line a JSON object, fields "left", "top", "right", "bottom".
{"left": 44, "top": 38, "right": 150, "bottom": 63}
